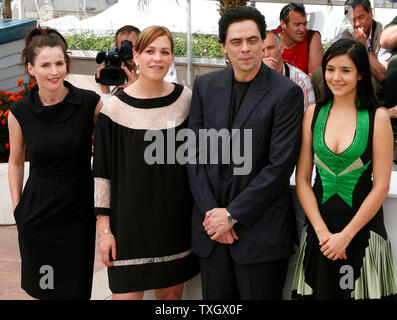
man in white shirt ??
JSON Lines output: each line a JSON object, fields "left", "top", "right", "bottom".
{"left": 262, "top": 31, "right": 315, "bottom": 110}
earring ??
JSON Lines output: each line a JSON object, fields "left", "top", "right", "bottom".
{"left": 135, "top": 62, "right": 140, "bottom": 74}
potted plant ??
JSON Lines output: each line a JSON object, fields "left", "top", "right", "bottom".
{"left": 0, "top": 79, "right": 34, "bottom": 225}
{"left": 0, "top": 79, "right": 34, "bottom": 162}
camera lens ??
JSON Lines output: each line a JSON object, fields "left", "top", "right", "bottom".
{"left": 119, "top": 40, "right": 133, "bottom": 60}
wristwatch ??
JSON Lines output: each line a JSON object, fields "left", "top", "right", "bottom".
{"left": 226, "top": 211, "right": 238, "bottom": 225}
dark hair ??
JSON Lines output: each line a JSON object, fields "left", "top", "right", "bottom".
{"left": 319, "top": 38, "right": 378, "bottom": 110}
{"left": 22, "top": 26, "right": 71, "bottom": 81}
{"left": 344, "top": 0, "right": 371, "bottom": 13}
{"left": 280, "top": 3, "right": 306, "bottom": 24}
{"left": 218, "top": 5, "right": 266, "bottom": 44}
{"left": 115, "top": 25, "right": 141, "bottom": 48}
{"left": 266, "top": 30, "right": 282, "bottom": 45}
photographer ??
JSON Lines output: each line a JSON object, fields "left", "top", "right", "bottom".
{"left": 96, "top": 25, "right": 140, "bottom": 103}
{"left": 96, "top": 25, "right": 178, "bottom": 103}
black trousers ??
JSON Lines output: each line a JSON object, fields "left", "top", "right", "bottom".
{"left": 199, "top": 243, "right": 289, "bottom": 300}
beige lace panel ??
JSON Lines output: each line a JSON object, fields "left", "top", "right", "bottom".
{"left": 112, "top": 249, "right": 192, "bottom": 267}
{"left": 101, "top": 86, "right": 191, "bottom": 130}
{"left": 94, "top": 177, "right": 110, "bottom": 208}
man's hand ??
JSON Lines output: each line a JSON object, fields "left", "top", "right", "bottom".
{"left": 216, "top": 228, "right": 239, "bottom": 244}
{"left": 117, "top": 65, "right": 139, "bottom": 89}
{"left": 203, "top": 208, "right": 235, "bottom": 241}
{"left": 352, "top": 27, "right": 368, "bottom": 49}
{"left": 96, "top": 63, "right": 111, "bottom": 94}
{"left": 387, "top": 106, "right": 397, "bottom": 118}
{"left": 262, "top": 57, "right": 278, "bottom": 70}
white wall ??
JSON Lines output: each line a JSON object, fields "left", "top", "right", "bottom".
{"left": 0, "top": 39, "right": 29, "bottom": 93}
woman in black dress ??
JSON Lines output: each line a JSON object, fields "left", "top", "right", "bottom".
{"left": 292, "top": 39, "right": 397, "bottom": 299}
{"left": 8, "top": 27, "right": 103, "bottom": 299}
{"left": 93, "top": 26, "right": 199, "bottom": 300}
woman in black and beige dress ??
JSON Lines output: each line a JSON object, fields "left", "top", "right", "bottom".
{"left": 93, "top": 26, "right": 199, "bottom": 300}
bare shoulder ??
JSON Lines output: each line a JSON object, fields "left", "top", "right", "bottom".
{"left": 373, "top": 107, "right": 393, "bottom": 137}
{"left": 374, "top": 107, "right": 391, "bottom": 123}
{"left": 312, "top": 31, "right": 322, "bottom": 41}
{"left": 304, "top": 104, "right": 316, "bottom": 121}
{"left": 300, "top": 104, "right": 316, "bottom": 133}
{"left": 310, "top": 31, "right": 322, "bottom": 45}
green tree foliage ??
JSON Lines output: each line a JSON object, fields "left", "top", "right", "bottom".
{"left": 64, "top": 32, "right": 224, "bottom": 58}
{"left": 65, "top": 32, "right": 115, "bottom": 51}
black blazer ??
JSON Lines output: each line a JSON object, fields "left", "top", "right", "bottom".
{"left": 187, "top": 63, "right": 304, "bottom": 264}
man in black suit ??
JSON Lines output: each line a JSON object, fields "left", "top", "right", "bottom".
{"left": 187, "top": 6, "right": 304, "bottom": 300}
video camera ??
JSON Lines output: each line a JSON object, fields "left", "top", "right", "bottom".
{"left": 95, "top": 40, "right": 133, "bottom": 86}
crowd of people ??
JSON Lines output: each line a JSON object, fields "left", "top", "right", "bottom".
{"left": 6, "top": 1, "right": 397, "bottom": 300}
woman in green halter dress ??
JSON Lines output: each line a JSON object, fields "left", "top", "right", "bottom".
{"left": 291, "top": 39, "right": 397, "bottom": 299}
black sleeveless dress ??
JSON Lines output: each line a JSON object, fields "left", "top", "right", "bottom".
{"left": 10, "top": 81, "right": 100, "bottom": 299}
{"left": 292, "top": 102, "right": 397, "bottom": 299}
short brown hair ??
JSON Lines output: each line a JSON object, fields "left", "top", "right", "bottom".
{"left": 134, "top": 26, "right": 174, "bottom": 55}
{"left": 22, "top": 26, "right": 71, "bottom": 80}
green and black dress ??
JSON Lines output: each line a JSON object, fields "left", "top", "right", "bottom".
{"left": 292, "top": 101, "right": 397, "bottom": 299}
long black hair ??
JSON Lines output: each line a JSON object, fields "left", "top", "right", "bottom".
{"left": 319, "top": 38, "right": 378, "bottom": 110}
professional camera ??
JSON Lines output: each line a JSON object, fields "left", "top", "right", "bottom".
{"left": 95, "top": 40, "right": 133, "bottom": 86}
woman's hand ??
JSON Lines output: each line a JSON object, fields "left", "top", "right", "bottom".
{"left": 316, "top": 228, "right": 332, "bottom": 246}
{"left": 98, "top": 233, "right": 117, "bottom": 267}
{"left": 320, "top": 232, "right": 350, "bottom": 261}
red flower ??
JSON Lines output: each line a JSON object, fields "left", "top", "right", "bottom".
{"left": 0, "top": 79, "right": 29, "bottom": 156}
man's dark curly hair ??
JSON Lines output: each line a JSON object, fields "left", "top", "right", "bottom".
{"left": 218, "top": 5, "right": 267, "bottom": 44}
